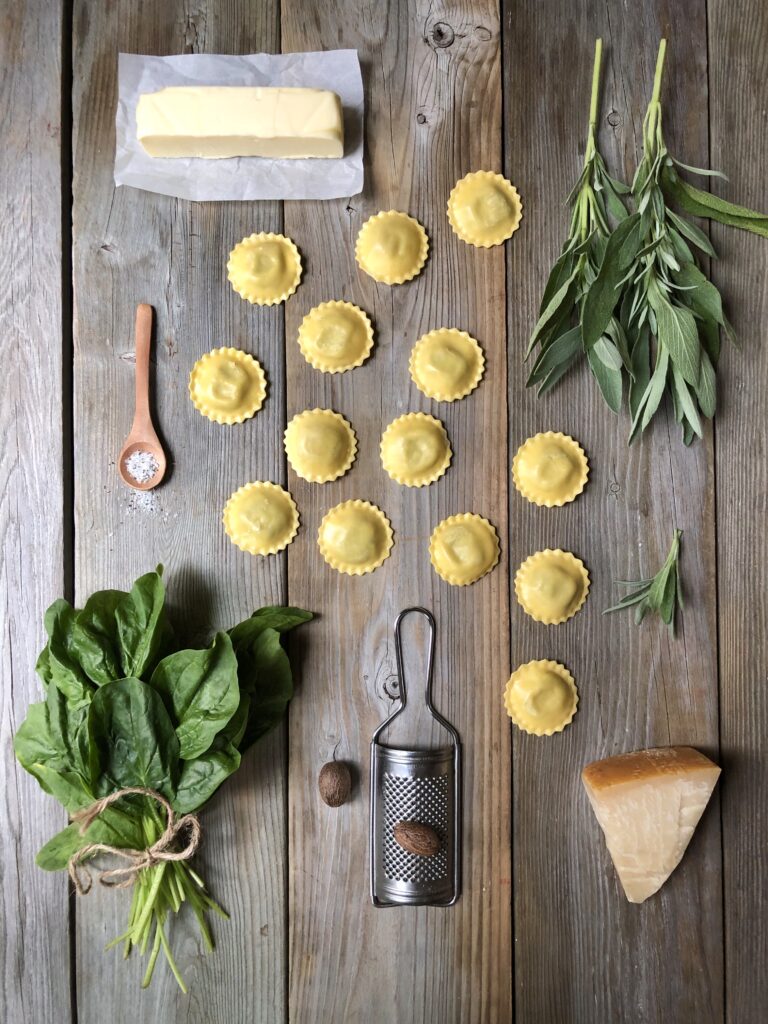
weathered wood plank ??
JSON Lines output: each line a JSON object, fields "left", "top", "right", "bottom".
{"left": 0, "top": 1, "right": 72, "bottom": 1021}
{"left": 504, "top": 3, "right": 723, "bottom": 1021}
{"left": 71, "top": 1, "right": 287, "bottom": 1019}
{"left": 282, "top": 1, "right": 510, "bottom": 1021}
{"left": 708, "top": 1, "right": 768, "bottom": 1019}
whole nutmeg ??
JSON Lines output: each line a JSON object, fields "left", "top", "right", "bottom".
{"left": 393, "top": 820, "right": 440, "bottom": 857}
{"left": 318, "top": 761, "right": 352, "bottom": 807}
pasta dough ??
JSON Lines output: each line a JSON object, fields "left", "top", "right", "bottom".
{"left": 515, "top": 549, "right": 590, "bottom": 624}
{"left": 380, "top": 413, "right": 451, "bottom": 487}
{"left": 189, "top": 348, "right": 266, "bottom": 424}
{"left": 504, "top": 660, "right": 579, "bottom": 736}
{"left": 297, "top": 300, "right": 373, "bottom": 372}
{"left": 409, "top": 328, "right": 484, "bottom": 402}
{"left": 284, "top": 409, "right": 357, "bottom": 482}
{"left": 223, "top": 481, "right": 299, "bottom": 556}
{"left": 512, "top": 432, "right": 589, "bottom": 507}
{"left": 227, "top": 232, "right": 302, "bottom": 305}
{"left": 355, "top": 211, "right": 429, "bottom": 285}
{"left": 429, "top": 513, "right": 500, "bottom": 586}
{"left": 317, "top": 500, "right": 394, "bottom": 575}
{"left": 447, "top": 171, "right": 523, "bottom": 247}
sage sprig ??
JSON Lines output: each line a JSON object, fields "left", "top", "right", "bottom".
{"left": 604, "top": 528, "right": 683, "bottom": 632}
{"left": 621, "top": 40, "right": 729, "bottom": 444}
{"left": 526, "top": 38, "right": 633, "bottom": 409}
{"left": 530, "top": 37, "right": 768, "bottom": 445}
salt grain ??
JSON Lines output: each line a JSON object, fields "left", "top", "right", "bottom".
{"left": 125, "top": 449, "right": 159, "bottom": 484}
{"left": 126, "top": 489, "right": 162, "bottom": 517}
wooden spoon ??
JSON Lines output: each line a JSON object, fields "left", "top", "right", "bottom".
{"left": 117, "top": 303, "right": 167, "bottom": 491}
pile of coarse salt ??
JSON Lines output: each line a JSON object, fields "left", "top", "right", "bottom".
{"left": 125, "top": 449, "right": 159, "bottom": 484}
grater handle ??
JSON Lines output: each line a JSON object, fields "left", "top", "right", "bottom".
{"left": 395, "top": 606, "right": 435, "bottom": 712}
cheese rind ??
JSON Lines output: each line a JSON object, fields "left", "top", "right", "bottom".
{"left": 136, "top": 86, "right": 344, "bottom": 159}
{"left": 582, "top": 746, "right": 721, "bottom": 904}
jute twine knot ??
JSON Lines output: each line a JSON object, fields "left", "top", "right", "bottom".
{"left": 67, "top": 787, "right": 202, "bottom": 895}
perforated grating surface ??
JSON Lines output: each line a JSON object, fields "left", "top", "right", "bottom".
{"left": 382, "top": 772, "right": 449, "bottom": 883}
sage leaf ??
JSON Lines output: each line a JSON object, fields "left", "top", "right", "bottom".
{"left": 671, "top": 365, "right": 703, "bottom": 437}
{"left": 587, "top": 345, "right": 623, "bottom": 412}
{"left": 694, "top": 349, "right": 717, "bottom": 418}
{"left": 674, "top": 262, "right": 724, "bottom": 324}
{"left": 650, "top": 282, "right": 701, "bottom": 386}
{"left": 527, "top": 272, "right": 578, "bottom": 356}
{"left": 527, "top": 326, "right": 582, "bottom": 385}
{"left": 667, "top": 208, "right": 716, "bottom": 257}
{"left": 581, "top": 213, "right": 641, "bottom": 349}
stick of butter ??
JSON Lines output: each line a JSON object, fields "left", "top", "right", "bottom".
{"left": 136, "top": 86, "right": 344, "bottom": 160}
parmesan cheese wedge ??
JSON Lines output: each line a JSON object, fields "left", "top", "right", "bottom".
{"left": 582, "top": 746, "right": 720, "bottom": 904}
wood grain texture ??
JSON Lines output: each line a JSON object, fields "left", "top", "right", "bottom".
{"left": 281, "top": 1, "right": 511, "bottom": 1021}
{"left": 708, "top": 2, "right": 768, "bottom": 1020}
{"left": 71, "top": 1, "right": 288, "bottom": 1019}
{"left": 504, "top": 2, "right": 723, "bottom": 1021}
{"left": 0, "top": 2, "right": 72, "bottom": 1022}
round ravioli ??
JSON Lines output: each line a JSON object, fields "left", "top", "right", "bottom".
{"left": 189, "top": 348, "right": 267, "bottom": 424}
{"left": 227, "top": 232, "right": 302, "bottom": 305}
{"left": 317, "top": 500, "right": 394, "bottom": 576}
{"left": 355, "top": 211, "right": 429, "bottom": 285}
{"left": 380, "top": 413, "right": 451, "bottom": 487}
{"left": 429, "top": 513, "right": 500, "bottom": 586}
{"left": 223, "top": 481, "right": 299, "bottom": 556}
{"left": 297, "top": 301, "right": 373, "bottom": 373}
{"left": 284, "top": 409, "right": 357, "bottom": 483}
{"left": 512, "top": 432, "right": 589, "bottom": 507}
{"left": 409, "top": 328, "right": 485, "bottom": 402}
{"left": 514, "top": 549, "right": 590, "bottom": 624}
{"left": 447, "top": 171, "right": 523, "bottom": 247}
{"left": 503, "top": 660, "right": 578, "bottom": 736}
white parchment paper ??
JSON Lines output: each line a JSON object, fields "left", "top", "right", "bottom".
{"left": 115, "top": 50, "right": 364, "bottom": 201}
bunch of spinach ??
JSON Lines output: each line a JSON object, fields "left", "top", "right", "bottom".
{"left": 14, "top": 567, "right": 312, "bottom": 992}
{"left": 529, "top": 38, "right": 768, "bottom": 444}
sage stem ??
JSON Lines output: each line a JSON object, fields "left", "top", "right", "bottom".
{"left": 651, "top": 38, "right": 667, "bottom": 107}
{"left": 584, "top": 38, "right": 603, "bottom": 164}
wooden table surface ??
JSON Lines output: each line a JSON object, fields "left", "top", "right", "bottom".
{"left": 2, "top": 1, "right": 766, "bottom": 1021}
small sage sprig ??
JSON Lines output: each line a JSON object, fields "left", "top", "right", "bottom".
{"left": 604, "top": 528, "right": 683, "bottom": 632}
{"left": 526, "top": 38, "right": 633, "bottom": 408}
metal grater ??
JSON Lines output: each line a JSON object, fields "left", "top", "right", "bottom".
{"left": 370, "top": 607, "right": 461, "bottom": 907}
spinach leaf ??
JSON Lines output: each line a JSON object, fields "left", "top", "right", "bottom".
{"left": 173, "top": 741, "right": 241, "bottom": 815}
{"left": 72, "top": 589, "right": 125, "bottom": 685}
{"left": 44, "top": 599, "right": 92, "bottom": 707}
{"left": 36, "top": 804, "right": 147, "bottom": 871}
{"left": 45, "top": 683, "right": 93, "bottom": 782}
{"left": 150, "top": 632, "right": 239, "bottom": 760}
{"left": 238, "top": 627, "right": 296, "bottom": 751}
{"left": 228, "top": 607, "right": 313, "bottom": 651}
{"left": 14, "top": 700, "right": 93, "bottom": 812}
{"left": 89, "top": 678, "right": 178, "bottom": 800}
{"left": 114, "top": 568, "right": 173, "bottom": 679}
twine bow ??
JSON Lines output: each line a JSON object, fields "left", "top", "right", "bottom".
{"left": 67, "top": 787, "right": 202, "bottom": 895}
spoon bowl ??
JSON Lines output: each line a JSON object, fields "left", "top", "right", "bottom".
{"left": 118, "top": 303, "right": 167, "bottom": 491}
{"left": 118, "top": 438, "right": 167, "bottom": 491}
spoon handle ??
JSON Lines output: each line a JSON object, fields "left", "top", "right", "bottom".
{"left": 133, "top": 303, "right": 153, "bottom": 430}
